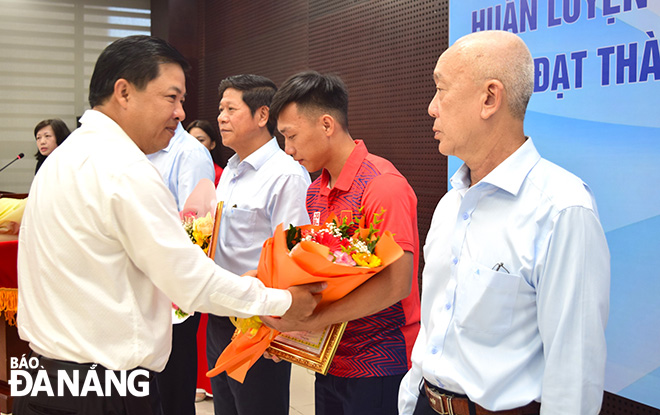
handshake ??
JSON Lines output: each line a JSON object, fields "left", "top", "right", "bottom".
{"left": 260, "top": 281, "right": 328, "bottom": 333}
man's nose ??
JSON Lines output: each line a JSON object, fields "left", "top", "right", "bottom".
{"left": 284, "top": 142, "right": 294, "bottom": 156}
{"left": 428, "top": 97, "right": 438, "bottom": 118}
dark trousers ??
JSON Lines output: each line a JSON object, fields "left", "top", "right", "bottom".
{"left": 153, "top": 312, "right": 200, "bottom": 415}
{"left": 206, "top": 314, "right": 291, "bottom": 415}
{"left": 13, "top": 357, "right": 159, "bottom": 415}
{"left": 314, "top": 372, "right": 404, "bottom": 415}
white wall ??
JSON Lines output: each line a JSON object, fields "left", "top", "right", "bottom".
{"left": 0, "top": 0, "right": 150, "bottom": 193}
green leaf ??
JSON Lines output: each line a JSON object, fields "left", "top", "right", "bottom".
{"left": 285, "top": 224, "right": 302, "bottom": 251}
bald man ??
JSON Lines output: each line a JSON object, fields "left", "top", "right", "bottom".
{"left": 398, "top": 31, "right": 610, "bottom": 415}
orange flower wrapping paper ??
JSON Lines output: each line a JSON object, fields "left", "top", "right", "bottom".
{"left": 207, "top": 217, "right": 404, "bottom": 382}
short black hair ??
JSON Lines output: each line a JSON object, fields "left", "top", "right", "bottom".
{"left": 33, "top": 118, "right": 71, "bottom": 162}
{"left": 218, "top": 74, "right": 278, "bottom": 135}
{"left": 270, "top": 71, "right": 349, "bottom": 130}
{"left": 88, "top": 35, "right": 190, "bottom": 108}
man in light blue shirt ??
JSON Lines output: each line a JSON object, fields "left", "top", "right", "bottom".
{"left": 398, "top": 31, "right": 610, "bottom": 415}
{"left": 147, "top": 122, "right": 215, "bottom": 209}
{"left": 148, "top": 121, "right": 215, "bottom": 415}
{"left": 208, "top": 74, "right": 311, "bottom": 415}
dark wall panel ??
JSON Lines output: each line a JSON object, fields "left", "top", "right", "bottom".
{"left": 194, "top": 0, "right": 449, "bottom": 280}
{"left": 306, "top": 0, "right": 447, "bottom": 266}
{"left": 197, "top": 1, "right": 309, "bottom": 125}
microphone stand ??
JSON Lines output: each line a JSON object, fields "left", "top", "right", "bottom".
{"left": 0, "top": 155, "right": 24, "bottom": 173}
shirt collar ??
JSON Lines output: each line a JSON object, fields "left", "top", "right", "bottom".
{"left": 159, "top": 123, "right": 184, "bottom": 153}
{"left": 450, "top": 137, "right": 541, "bottom": 196}
{"left": 319, "top": 140, "right": 367, "bottom": 194}
{"left": 146, "top": 123, "right": 185, "bottom": 162}
{"left": 227, "top": 137, "right": 280, "bottom": 172}
{"left": 80, "top": 110, "right": 142, "bottom": 153}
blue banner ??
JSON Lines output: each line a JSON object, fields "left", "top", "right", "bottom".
{"left": 448, "top": 0, "right": 660, "bottom": 408}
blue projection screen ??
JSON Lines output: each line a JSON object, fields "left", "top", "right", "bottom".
{"left": 447, "top": 0, "right": 660, "bottom": 409}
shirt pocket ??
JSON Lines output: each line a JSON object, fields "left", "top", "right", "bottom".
{"left": 224, "top": 207, "right": 256, "bottom": 248}
{"left": 454, "top": 261, "right": 520, "bottom": 334}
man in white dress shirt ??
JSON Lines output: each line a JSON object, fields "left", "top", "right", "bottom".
{"left": 398, "top": 31, "right": 610, "bottom": 415}
{"left": 15, "top": 36, "right": 322, "bottom": 415}
{"left": 207, "top": 74, "right": 311, "bottom": 415}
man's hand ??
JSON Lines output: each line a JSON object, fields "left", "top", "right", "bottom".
{"left": 263, "top": 350, "right": 282, "bottom": 363}
{"left": 260, "top": 282, "right": 326, "bottom": 332}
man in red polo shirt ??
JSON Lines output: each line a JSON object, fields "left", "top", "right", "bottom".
{"left": 265, "top": 71, "right": 421, "bottom": 415}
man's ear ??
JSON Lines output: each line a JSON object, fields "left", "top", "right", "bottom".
{"left": 320, "top": 114, "right": 336, "bottom": 136}
{"left": 256, "top": 106, "right": 270, "bottom": 128}
{"left": 481, "top": 79, "right": 504, "bottom": 120}
{"left": 114, "top": 79, "right": 131, "bottom": 109}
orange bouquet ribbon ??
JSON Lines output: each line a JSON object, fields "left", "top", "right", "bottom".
{"left": 207, "top": 216, "right": 404, "bottom": 382}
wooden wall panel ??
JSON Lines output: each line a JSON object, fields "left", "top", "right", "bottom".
{"left": 306, "top": 0, "right": 447, "bottom": 270}
{"left": 192, "top": 0, "right": 449, "bottom": 282}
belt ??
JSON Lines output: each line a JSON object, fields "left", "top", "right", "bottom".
{"left": 423, "top": 380, "right": 540, "bottom": 415}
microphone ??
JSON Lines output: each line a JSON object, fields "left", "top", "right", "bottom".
{"left": 0, "top": 153, "right": 25, "bottom": 173}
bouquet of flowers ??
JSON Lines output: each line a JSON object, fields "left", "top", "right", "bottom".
{"left": 207, "top": 209, "right": 403, "bottom": 382}
{"left": 174, "top": 179, "right": 221, "bottom": 321}
{"left": 181, "top": 211, "right": 214, "bottom": 254}
{"left": 288, "top": 210, "right": 382, "bottom": 268}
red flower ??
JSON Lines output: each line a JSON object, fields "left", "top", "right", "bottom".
{"left": 313, "top": 231, "right": 347, "bottom": 253}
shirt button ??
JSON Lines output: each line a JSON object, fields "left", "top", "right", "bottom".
{"left": 431, "top": 347, "right": 438, "bottom": 355}
{"left": 462, "top": 212, "right": 469, "bottom": 220}
{"left": 445, "top": 303, "right": 451, "bottom": 310}
{"left": 452, "top": 257, "right": 458, "bottom": 265}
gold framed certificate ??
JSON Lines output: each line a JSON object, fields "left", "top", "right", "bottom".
{"left": 266, "top": 322, "right": 347, "bottom": 375}
{"left": 207, "top": 201, "right": 223, "bottom": 260}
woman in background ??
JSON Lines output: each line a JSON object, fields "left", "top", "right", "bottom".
{"left": 187, "top": 120, "right": 223, "bottom": 187}
{"left": 34, "top": 118, "right": 71, "bottom": 174}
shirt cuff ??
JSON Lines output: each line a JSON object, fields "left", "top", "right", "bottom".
{"left": 263, "top": 287, "right": 292, "bottom": 317}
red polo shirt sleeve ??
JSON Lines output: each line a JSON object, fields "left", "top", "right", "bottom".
{"left": 362, "top": 171, "right": 417, "bottom": 254}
